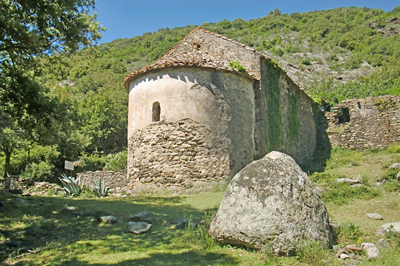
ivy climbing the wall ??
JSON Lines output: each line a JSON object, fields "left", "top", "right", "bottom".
{"left": 265, "top": 60, "right": 284, "bottom": 151}
{"left": 288, "top": 90, "right": 300, "bottom": 142}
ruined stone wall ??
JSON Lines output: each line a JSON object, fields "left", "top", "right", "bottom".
{"left": 127, "top": 119, "right": 229, "bottom": 187}
{"left": 326, "top": 96, "right": 400, "bottom": 150}
{"left": 77, "top": 170, "right": 128, "bottom": 193}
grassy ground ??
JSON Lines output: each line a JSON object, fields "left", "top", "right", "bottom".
{"left": 2, "top": 146, "right": 400, "bottom": 265}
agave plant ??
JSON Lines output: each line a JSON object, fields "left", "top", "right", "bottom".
{"left": 59, "top": 173, "right": 84, "bottom": 196}
{"left": 92, "top": 177, "right": 109, "bottom": 197}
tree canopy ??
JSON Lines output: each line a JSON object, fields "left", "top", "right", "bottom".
{"left": 0, "top": 0, "right": 104, "bottom": 176}
{"left": 0, "top": 0, "right": 103, "bottom": 117}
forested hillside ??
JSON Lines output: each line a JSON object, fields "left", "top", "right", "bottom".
{"left": 2, "top": 6, "right": 400, "bottom": 180}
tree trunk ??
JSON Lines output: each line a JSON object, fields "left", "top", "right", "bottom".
{"left": 4, "top": 150, "right": 11, "bottom": 177}
{"left": 27, "top": 147, "right": 31, "bottom": 163}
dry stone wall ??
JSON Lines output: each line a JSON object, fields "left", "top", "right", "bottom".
{"left": 77, "top": 170, "right": 128, "bottom": 193}
{"left": 127, "top": 118, "right": 230, "bottom": 188}
{"left": 326, "top": 96, "right": 400, "bottom": 150}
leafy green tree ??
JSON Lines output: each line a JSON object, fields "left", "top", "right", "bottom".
{"left": 0, "top": 0, "right": 103, "bottom": 115}
{"left": 0, "top": 113, "right": 25, "bottom": 176}
{"left": 0, "top": 0, "right": 104, "bottom": 175}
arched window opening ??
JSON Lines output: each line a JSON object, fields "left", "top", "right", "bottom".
{"left": 152, "top": 102, "right": 161, "bottom": 122}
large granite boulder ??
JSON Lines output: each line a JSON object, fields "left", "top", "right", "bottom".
{"left": 209, "top": 151, "right": 332, "bottom": 255}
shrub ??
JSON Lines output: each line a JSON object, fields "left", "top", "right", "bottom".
{"left": 21, "top": 161, "right": 53, "bottom": 182}
{"left": 228, "top": 60, "right": 246, "bottom": 72}
{"left": 337, "top": 220, "right": 363, "bottom": 244}
{"left": 309, "top": 172, "right": 338, "bottom": 184}
{"left": 273, "top": 48, "right": 284, "bottom": 56}
{"left": 381, "top": 168, "right": 399, "bottom": 180}
{"left": 344, "top": 56, "right": 362, "bottom": 69}
{"left": 386, "top": 229, "right": 400, "bottom": 248}
{"left": 74, "top": 152, "right": 106, "bottom": 173}
{"left": 302, "top": 58, "right": 311, "bottom": 65}
{"left": 383, "top": 180, "right": 400, "bottom": 192}
{"left": 104, "top": 150, "right": 127, "bottom": 171}
{"left": 385, "top": 143, "right": 400, "bottom": 154}
{"left": 329, "top": 53, "right": 338, "bottom": 61}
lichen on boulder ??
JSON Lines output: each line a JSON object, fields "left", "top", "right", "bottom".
{"left": 209, "top": 151, "right": 333, "bottom": 255}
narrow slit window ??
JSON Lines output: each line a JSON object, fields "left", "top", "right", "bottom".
{"left": 152, "top": 102, "right": 161, "bottom": 122}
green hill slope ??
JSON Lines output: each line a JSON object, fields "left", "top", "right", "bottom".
{"left": 46, "top": 6, "right": 400, "bottom": 102}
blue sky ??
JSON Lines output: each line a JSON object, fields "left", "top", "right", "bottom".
{"left": 93, "top": 0, "right": 399, "bottom": 44}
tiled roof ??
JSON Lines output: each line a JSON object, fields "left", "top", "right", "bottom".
{"left": 123, "top": 27, "right": 259, "bottom": 90}
{"left": 159, "top": 27, "right": 266, "bottom": 61}
{"left": 123, "top": 50, "right": 256, "bottom": 91}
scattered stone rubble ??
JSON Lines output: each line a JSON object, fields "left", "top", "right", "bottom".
{"left": 24, "top": 182, "right": 63, "bottom": 196}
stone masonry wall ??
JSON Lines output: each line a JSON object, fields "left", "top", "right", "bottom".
{"left": 326, "top": 95, "right": 400, "bottom": 150}
{"left": 77, "top": 170, "right": 128, "bottom": 193}
{"left": 127, "top": 118, "right": 230, "bottom": 188}
{"left": 261, "top": 59, "right": 317, "bottom": 165}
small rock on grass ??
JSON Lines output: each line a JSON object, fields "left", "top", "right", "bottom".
{"left": 345, "top": 245, "right": 362, "bottom": 253}
{"left": 99, "top": 216, "right": 117, "bottom": 224}
{"left": 376, "top": 239, "right": 391, "bottom": 249}
{"left": 127, "top": 211, "right": 153, "bottom": 222}
{"left": 335, "top": 248, "right": 346, "bottom": 258}
{"left": 335, "top": 178, "right": 361, "bottom": 185}
{"left": 340, "top": 254, "right": 350, "bottom": 259}
{"left": 376, "top": 222, "right": 400, "bottom": 236}
{"left": 12, "top": 197, "right": 26, "bottom": 205}
{"left": 172, "top": 218, "right": 198, "bottom": 229}
{"left": 389, "top": 163, "right": 400, "bottom": 169}
{"left": 127, "top": 222, "right": 152, "bottom": 234}
{"left": 362, "top": 243, "right": 379, "bottom": 259}
{"left": 366, "top": 213, "right": 383, "bottom": 220}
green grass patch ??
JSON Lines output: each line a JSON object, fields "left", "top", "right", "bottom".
{"left": 322, "top": 183, "right": 380, "bottom": 205}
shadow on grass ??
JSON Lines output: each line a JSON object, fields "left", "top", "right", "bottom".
{"left": 0, "top": 194, "right": 225, "bottom": 265}
{"left": 126, "top": 250, "right": 239, "bottom": 266}
{"left": 12, "top": 250, "right": 239, "bottom": 266}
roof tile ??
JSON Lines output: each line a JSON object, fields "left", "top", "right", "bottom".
{"left": 124, "top": 27, "right": 262, "bottom": 90}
